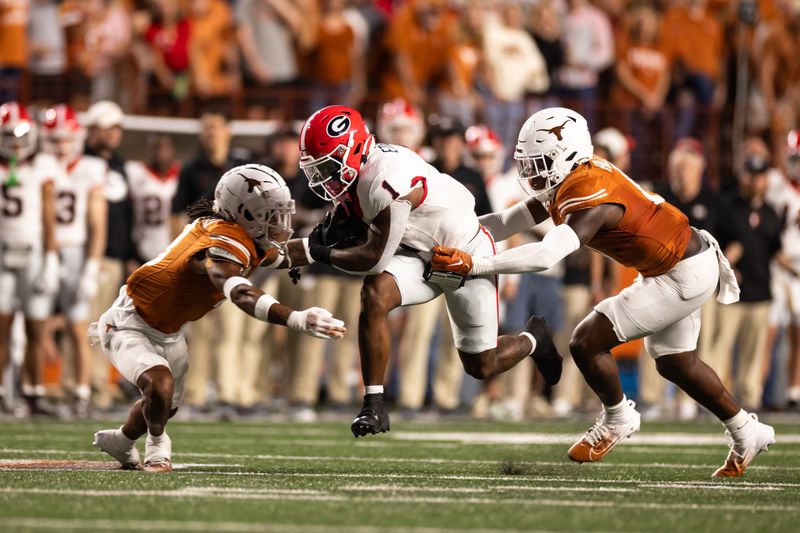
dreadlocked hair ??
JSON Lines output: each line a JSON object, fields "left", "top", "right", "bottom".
{"left": 186, "top": 199, "right": 225, "bottom": 222}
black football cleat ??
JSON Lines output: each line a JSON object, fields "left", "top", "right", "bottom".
{"left": 525, "top": 315, "right": 563, "bottom": 385}
{"left": 351, "top": 394, "right": 390, "bottom": 437}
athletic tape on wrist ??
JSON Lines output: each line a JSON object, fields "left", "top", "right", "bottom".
{"left": 223, "top": 276, "right": 252, "bottom": 300}
{"left": 302, "top": 238, "right": 315, "bottom": 264}
{"left": 254, "top": 294, "right": 278, "bottom": 321}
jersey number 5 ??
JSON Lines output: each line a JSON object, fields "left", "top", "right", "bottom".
{"left": 1, "top": 184, "right": 23, "bottom": 217}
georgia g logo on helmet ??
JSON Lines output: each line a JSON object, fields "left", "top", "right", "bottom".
{"left": 326, "top": 115, "right": 351, "bottom": 137}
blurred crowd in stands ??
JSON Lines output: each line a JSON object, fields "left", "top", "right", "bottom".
{"left": 1, "top": 0, "right": 800, "bottom": 422}
{"left": 1, "top": 0, "right": 798, "bottom": 180}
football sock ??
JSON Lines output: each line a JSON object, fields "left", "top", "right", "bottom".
{"left": 146, "top": 431, "right": 172, "bottom": 461}
{"left": 75, "top": 385, "right": 91, "bottom": 400}
{"left": 603, "top": 395, "right": 630, "bottom": 423}
{"left": 788, "top": 386, "right": 800, "bottom": 402}
{"left": 117, "top": 426, "right": 137, "bottom": 446}
{"left": 365, "top": 385, "right": 384, "bottom": 395}
{"left": 722, "top": 409, "right": 752, "bottom": 439}
{"left": 519, "top": 332, "right": 537, "bottom": 356}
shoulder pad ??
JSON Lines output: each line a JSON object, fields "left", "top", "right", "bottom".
{"left": 207, "top": 246, "right": 245, "bottom": 267}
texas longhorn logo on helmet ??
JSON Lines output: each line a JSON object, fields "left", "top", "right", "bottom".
{"left": 536, "top": 117, "right": 576, "bottom": 141}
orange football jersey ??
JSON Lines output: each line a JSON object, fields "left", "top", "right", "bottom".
{"left": 548, "top": 157, "right": 691, "bottom": 277}
{"left": 126, "top": 218, "right": 264, "bottom": 333}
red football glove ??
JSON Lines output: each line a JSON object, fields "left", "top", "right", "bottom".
{"left": 431, "top": 246, "right": 473, "bottom": 276}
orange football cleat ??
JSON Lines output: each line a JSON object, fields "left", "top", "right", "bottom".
{"left": 712, "top": 414, "right": 775, "bottom": 478}
{"left": 568, "top": 400, "right": 641, "bottom": 463}
{"left": 142, "top": 459, "right": 173, "bottom": 473}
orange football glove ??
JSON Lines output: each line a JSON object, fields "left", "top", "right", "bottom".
{"left": 431, "top": 246, "right": 473, "bottom": 276}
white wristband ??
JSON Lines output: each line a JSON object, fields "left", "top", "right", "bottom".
{"left": 223, "top": 276, "right": 252, "bottom": 300}
{"left": 302, "top": 238, "right": 315, "bottom": 264}
{"left": 254, "top": 294, "right": 278, "bottom": 321}
{"left": 286, "top": 310, "right": 303, "bottom": 330}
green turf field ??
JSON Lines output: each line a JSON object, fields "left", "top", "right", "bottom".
{"left": 0, "top": 417, "right": 798, "bottom": 532}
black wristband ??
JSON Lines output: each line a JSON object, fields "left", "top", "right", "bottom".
{"left": 309, "top": 242, "right": 332, "bottom": 264}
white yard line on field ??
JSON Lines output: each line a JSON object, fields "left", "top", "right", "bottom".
{"left": 1, "top": 447, "right": 796, "bottom": 471}
{"left": 0, "top": 518, "right": 558, "bottom": 533}
{"left": 200, "top": 471, "right": 800, "bottom": 488}
{"left": 338, "top": 483, "right": 635, "bottom": 493}
{"left": 390, "top": 431, "right": 800, "bottom": 445}
{"left": 0, "top": 487, "right": 797, "bottom": 513}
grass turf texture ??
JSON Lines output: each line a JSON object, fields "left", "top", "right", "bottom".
{"left": 1, "top": 418, "right": 798, "bottom": 532}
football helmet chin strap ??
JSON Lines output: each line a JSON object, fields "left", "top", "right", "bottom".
{"left": 470, "top": 223, "right": 581, "bottom": 275}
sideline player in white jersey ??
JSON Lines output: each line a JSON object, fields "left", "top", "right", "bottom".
{"left": 0, "top": 102, "right": 60, "bottom": 414}
{"left": 281, "top": 105, "right": 562, "bottom": 437}
{"left": 126, "top": 134, "right": 179, "bottom": 262}
{"left": 766, "top": 130, "right": 800, "bottom": 409}
{"left": 39, "top": 104, "right": 109, "bottom": 416}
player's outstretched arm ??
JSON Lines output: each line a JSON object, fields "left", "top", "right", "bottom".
{"left": 35, "top": 180, "right": 60, "bottom": 294}
{"left": 478, "top": 197, "right": 549, "bottom": 242}
{"left": 205, "top": 257, "right": 346, "bottom": 340}
{"left": 433, "top": 204, "right": 620, "bottom": 276}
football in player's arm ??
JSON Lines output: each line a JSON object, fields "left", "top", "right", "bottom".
{"left": 433, "top": 107, "right": 776, "bottom": 478}
{"left": 92, "top": 165, "right": 345, "bottom": 472}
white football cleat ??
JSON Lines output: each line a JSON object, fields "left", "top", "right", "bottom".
{"left": 144, "top": 432, "right": 172, "bottom": 473}
{"left": 712, "top": 414, "right": 776, "bottom": 478}
{"left": 568, "top": 400, "right": 641, "bottom": 463}
{"left": 92, "top": 429, "right": 141, "bottom": 470}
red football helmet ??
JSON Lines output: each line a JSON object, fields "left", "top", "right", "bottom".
{"left": 299, "top": 105, "right": 374, "bottom": 202}
{"left": 40, "top": 104, "right": 85, "bottom": 162}
{"left": 465, "top": 125, "right": 502, "bottom": 155}
{"left": 466, "top": 124, "right": 503, "bottom": 175}
{"left": 0, "top": 102, "right": 37, "bottom": 161}
{"left": 377, "top": 98, "right": 425, "bottom": 150}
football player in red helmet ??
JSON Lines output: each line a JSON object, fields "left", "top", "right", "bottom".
{"left": 299, "top": 105, "right": 374, "bottom": 203}
{"left": 377, "top": 99, "right": 426, "bottom": 151}
{"left": 0, "top": 102, "right": 61, "bottom": 415}
{"left": 285, "top": 105, "right": 562, "bottom": 438}
{"left": 40, "top": 104, "right": 110, "bottom": 417}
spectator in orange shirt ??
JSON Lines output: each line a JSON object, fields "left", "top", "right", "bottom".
{"left": 307, "top": 0, "right": 367, "bottom": 113}
{"left": 662, "top": 0, "right": 726, "bottom": 140}
{"left": 0, "top": 0, "right": 30, "bottom": 102}
{"left": 758, "top": 0, "right": 800, "bottom": 155}
{"left": 611, "top": 1, "right": 670, "bottom": 180}
{"left": 189, "top": 0, "right": 239, "bottom": 99}
{"left": 381, "top": 0, "right": 457, "bottom": 107}
{"left": 437, "top": 1, "right": 485, "bottom": 128}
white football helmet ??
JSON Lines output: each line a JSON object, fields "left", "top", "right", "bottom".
{"left": 514, "top": 107, "right": 593, "bottom": 203}
{"left": 213, "top": 164, "right": 295, "bottom": 252}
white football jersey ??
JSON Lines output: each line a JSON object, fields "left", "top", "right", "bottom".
{"left": 355, "top": 144, "right": 480, "bottom": 256}
{"left": 54, "top": 156, "right": 107, "bottom": 247}
{"left": 0, "top": 153, "right": 59, "bottom": 247}
{"left": 126, "top": 161, "right": 179, "bottom": 261}
{"left": 766, "top": 170, "right": 800, "bottom": 270}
